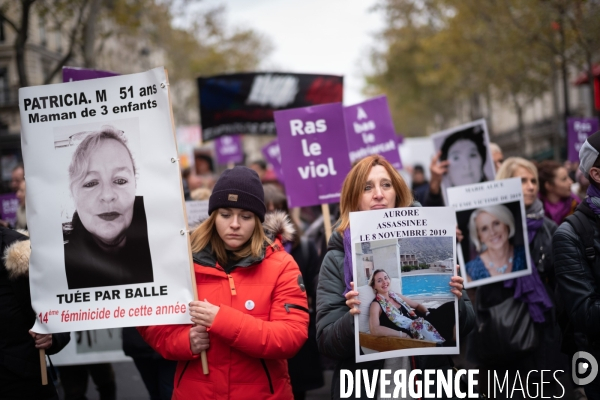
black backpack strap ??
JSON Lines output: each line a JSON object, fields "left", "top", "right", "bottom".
{"left": 565, "top": 210, "right": 596, "bottom": 263}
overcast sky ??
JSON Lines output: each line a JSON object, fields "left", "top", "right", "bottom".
{"left": 198, "top": 0, "right": 386, "bottom": 105}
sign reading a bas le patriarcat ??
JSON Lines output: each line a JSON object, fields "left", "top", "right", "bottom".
{"left": 19, "top": 67, "right": 194, "bottom": 333}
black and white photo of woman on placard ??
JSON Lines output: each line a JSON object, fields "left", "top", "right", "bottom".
{"left": 431, "top": 120, "right": 495, "bottom": 202}
{"left": 55, "top": 121, "right": 153, "bottom": 289}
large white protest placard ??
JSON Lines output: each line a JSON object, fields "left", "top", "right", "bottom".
{"left": 19, "top": 67, "right": 194, "bottom": 333}
{"left": 447, "top": 178, "right": 532, "bottom": 289}
{"left": 431, "top": 119, "right": 495, "bottom": 204}
{"left": 350, "top": 207, "right": 458, "bottom": 362}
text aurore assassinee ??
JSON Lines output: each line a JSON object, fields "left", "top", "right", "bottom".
{"left": 340, "top": 369, "right": 565, "bottom": 399}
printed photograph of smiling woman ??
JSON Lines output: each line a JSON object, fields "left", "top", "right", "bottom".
{"left": 431, "top": 119, "right": 496, "bottom": 204}
{"left": 448, "top": 178, "right": 533, "bottom": 288}
{"left": 54, "top": 119, "right": 154, "bottom": 289}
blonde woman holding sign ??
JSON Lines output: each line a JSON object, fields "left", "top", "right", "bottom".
{"left": 140, "top": 167, "right": 308, "bottom": 399}
{"left": 316, "top": 154, "right": 474, "bottom": 400}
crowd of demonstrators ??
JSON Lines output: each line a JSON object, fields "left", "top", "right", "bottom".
{"left": 9, "top": 132, "right": 600, "bottom": 400}
{"left": 139, "top": 167, "right": 309, "bottom": 398}
{"left": 407, "top": 143, "right": 594, "bottom": 398}
{"left": 0, "top": 227, "right": 71, "bottom": 400}
{"left": 316, "top": 155, "right": 472, "bottom": 399}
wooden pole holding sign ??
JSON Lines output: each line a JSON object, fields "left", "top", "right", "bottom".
{"left": 40, "top": 349, "right": 47, "bottom": 385}
{"left": 321, "top": 203, "right": 332, "bottom": 243}
{"left": 165, "top": 69, "right": 209, "bottom": 375}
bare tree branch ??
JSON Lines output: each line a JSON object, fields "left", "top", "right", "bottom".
{"left": 44, "top": 0, "right": 90, "bottom": 84}
{"left": 0, "top": 9, "right": 19, "bottom": 33}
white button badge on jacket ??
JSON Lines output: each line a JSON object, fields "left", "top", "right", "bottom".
{"left": 245, "top": 300, "right": 255, "bottom": 311}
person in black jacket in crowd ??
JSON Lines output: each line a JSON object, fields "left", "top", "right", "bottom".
{"left": 0, "top": 227, "right": 70, "bottom": 400}
{"left": 554, "top": 131, "right": 600, "bottom": 399}
{"left": 316, "top": 155, "right": 474, "bottom": 399}
{"left": 263, "top": 183, "right": 324, "bottom": 400}
{"left": 467, "top": 157, "right": 563, "bottom": 399}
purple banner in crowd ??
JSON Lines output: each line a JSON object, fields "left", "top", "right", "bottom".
{"left": 215, "top": 134, "right": 243, "bottom": 165}
{"left": 262, "top": 139, "right": 283, "bottom": 181}
{"left": 0, "top": 193, "right": 18, "bottom": 227}
{"left": 62, "top": 67, "right": 119, "bottom": 82}
{"left": 568, "top": 117, "right": 600, "bottom": 162}
{"left": 274, "top": 103, "right": 351, "bottom": 208}
{"left": 344, "top": 96, "right": 402, "bottom": 170}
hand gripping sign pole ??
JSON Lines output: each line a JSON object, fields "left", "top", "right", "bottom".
{"left": 165, "top": 70, "right": 209, "bottom": 374}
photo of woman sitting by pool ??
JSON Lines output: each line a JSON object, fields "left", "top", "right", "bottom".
{"left": 354, "top": 237, "right": 458, "bottom": 356}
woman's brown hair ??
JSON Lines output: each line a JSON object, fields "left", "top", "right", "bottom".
{"left": 537, "top": 160, "right": 561, "bottom": 197}
{"left": 336, "top": 155, "right": 413, "bottom": 233}
{"left": 190, "top": 211, "right": 268, "bottom": 266}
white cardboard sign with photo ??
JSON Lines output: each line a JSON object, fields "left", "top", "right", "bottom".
{"left": 447, "top": 177, "right": 533, "bottom": 289}
{"left": 19, "top": 67, "right": 194, "bottom": 333}
{"left": 350, "top": 207, "right": 459, "bottom": 363}
{"left": 430, "top": 119, "right": 496, "bottom": 204}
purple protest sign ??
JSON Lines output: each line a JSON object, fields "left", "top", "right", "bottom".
{"left": 262, "top": 139, "right": 284, "bottom": 181}
{"left": 274, "top": 103, "right": 351, "bottom": 208}
{"left": 344, "top": 96, "right": 402, "bottom": 170}
{"left": 62, "top": 67, "right": 119, "bottom": 82}
{"left": 215, "top": 134, "right": 243, "bottom": 165}
{"left": 0, "top": 193, "right": 18, "bottom": 227}
{"left": 568, "top": 117, "right": 600, "bottom": 162}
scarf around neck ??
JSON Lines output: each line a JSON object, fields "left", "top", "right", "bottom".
{"left": 376, "top": 292, "right": 416, "bottom": 319}
{"left": 504, "top": 198, "right": 553, "bottom": 323}
{"left": 526, "top": 199, "right": 545, "bottom": 243}
{"left": 376, "top": 292, "right": 445, "bottom": 342}
{"left": 586, "top": 184, "right": 600, "bottom": 215}
{"left": 540, "top": 193, "right": 580, "bottom": 225}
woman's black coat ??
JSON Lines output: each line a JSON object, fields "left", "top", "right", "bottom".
{"left": 0, "top": 227, "right": 71, "bottom": 399}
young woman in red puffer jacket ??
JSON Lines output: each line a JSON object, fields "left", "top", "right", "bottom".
{"left": 139, "top": 167, "right": 309, "bottom": 399}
